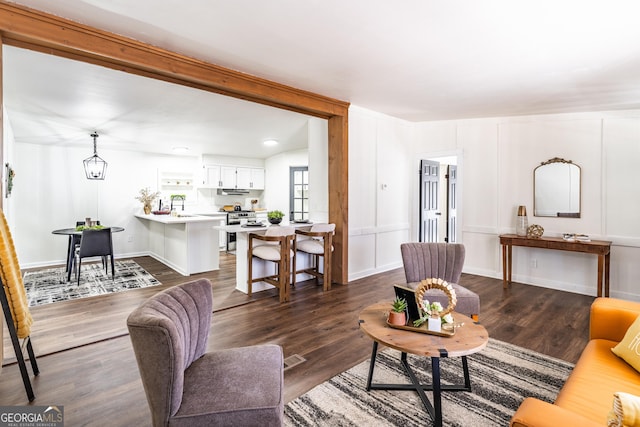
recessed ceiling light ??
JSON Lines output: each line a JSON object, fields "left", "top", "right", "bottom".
{"left": 172, "top": 146, "right": 189, "bottom": 154}
{"left": 263, "top": 139, "right": 278, "bottom": 146}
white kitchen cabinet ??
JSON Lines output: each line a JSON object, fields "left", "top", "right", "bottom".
{"left": 207, "top": 165, "right": 265, "bottom": 189}
{"left": 249, "top": 167, "right": 265, "bottom": 190}
{"left": 220, "top": 166, "right": 238, "bottom": 188}
{"left": 236, "top": 167, "right": 251, "bottom": 189}
{"left": 236, "top": 167, "right": 264, "bottom": 189}
{"left": 135, "top": 214, "right": 221, "bottom": 275}
{"left": 202, "top": 165, "right": 222, "bottom": 188}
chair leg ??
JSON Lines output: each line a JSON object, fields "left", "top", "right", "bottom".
{"left": 291, "top": 247, "right": 296, "bottom": 288}
{"left": 323, "top": 243, "right": 332, "bottom": 292}
{"left": 279, "top": 245, "right": 290, "bottom": 303}
{"left": 247, "top": 250, "right": 253, "bottom": 298}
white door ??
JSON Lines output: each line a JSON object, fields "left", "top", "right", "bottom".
{"left": 447, "top": 165, "right": 457, "bottom": 243}
{"left": 419, "top": 159, "right": 440, "bottom": 243}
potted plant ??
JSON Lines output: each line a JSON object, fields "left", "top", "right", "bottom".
{"left": 267, "top": 210, "right": 285, "bottom": 225}
{"left": 388, "top": 297, "right": 407, "bottom": 326}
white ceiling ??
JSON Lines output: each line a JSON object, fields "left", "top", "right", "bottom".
{"left": 5, "top": 0, "right": 640, "bottom": 156}
{"left": 3, "top": 46, "right": 313, "bottom": 158}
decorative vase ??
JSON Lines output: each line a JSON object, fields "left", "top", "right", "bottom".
{"left": 387, "top": 311, "right": 406, "bottom": 326}
{"left": 268, "top": 218, "right": 282, "bottom": 225}
{"left": 143, "top": 203, "right": 152, "bottom": 215}
{"left": 516, "top": 205, "right": 528, "bottom": 237}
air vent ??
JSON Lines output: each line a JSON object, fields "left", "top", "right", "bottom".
{"left": 217, "top": 188, "right": 250, "bottom": 195}
{"left": 283, "top": 354, "right": 306, "bottom": 371}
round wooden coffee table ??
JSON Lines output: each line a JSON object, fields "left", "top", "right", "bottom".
{"left": 359, "top": 301, "right": 489, "bottom": 427}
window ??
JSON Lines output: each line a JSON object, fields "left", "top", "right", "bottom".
{"left": 290, "top": 167, "right": 309, "bottom": 221}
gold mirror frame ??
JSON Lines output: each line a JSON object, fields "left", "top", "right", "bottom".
{"left": 534, "top": 157, "right": 581, "bottom": 218}
{"left": 414, "top": 278, "right": 457, "bottom": 316}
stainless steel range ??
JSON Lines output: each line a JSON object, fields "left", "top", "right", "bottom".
{"left": 226, "top": 210, "right": 256, "bottom": 252}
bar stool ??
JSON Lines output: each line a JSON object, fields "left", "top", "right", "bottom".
{"left": 247, "top": 226, "right": 296, "bottom": 303}
{"left": 295, "top": 223, "right": 335, "bottom": 291}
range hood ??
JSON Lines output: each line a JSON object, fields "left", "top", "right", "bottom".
{"left": 217, "top": 188, "right": 250, "bottom": 195}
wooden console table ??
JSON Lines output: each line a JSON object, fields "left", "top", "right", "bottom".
{"left": 499, "top": 234, "right": 612, "bottom": 297}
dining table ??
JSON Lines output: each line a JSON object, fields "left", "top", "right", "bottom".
{"left": 52, "top": 226, "right": 125, "bottom": 282}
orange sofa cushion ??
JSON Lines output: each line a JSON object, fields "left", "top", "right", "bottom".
{"left": 554, "top": 339, "right": 640, "bottom": 423}
{"left": 511, "top": 298, "right": 640, "bottom": 427}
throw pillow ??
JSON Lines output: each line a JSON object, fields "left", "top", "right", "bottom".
{"left": 607, "top": 392, "right": 640, "bottom": 427}
{"left": 612, "top": 315, "right": 640, "bottom": 372}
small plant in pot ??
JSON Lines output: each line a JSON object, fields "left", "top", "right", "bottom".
{"left": 388, "top": 297, "right": 408, "bottom": 326}
{"left": 267, "top": 210, "right": 285, "bottom": 225}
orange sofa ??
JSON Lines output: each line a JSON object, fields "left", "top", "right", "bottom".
{"left": 511, "top": 297, "right": 640, "bottom": 427}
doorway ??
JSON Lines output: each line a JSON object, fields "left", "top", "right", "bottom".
{"left": 419, "top": 156, "right": 459, "bottom": 243}
{"left": 290, "top": 166, "right": 309, "bottom": 221}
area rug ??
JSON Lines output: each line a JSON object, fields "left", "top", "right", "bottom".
{"left": 23, "top": 259, "right": 162, "bottom": 306}
{"left": 284, "top": 338, "right": 573, "bottom": 426}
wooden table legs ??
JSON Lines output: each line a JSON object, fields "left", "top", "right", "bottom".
{"left": 501, "top": 241, "right": 611, "bottom": 297}
{"left": 502, "top": 244, "right": 512, "bottom": 289}
{"left": 598, "top": 253, "right": 611, "bottom": 297}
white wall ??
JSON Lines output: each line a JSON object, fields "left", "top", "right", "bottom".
{"left": 348, "top": 105, "right": 640, "bottom": 301}
{"left": 4, "top": 113, "right": 326, "bottom": 269}
{"left": 10, "top": 142, "right": 200, "bottom": 267}
{"left": 263, "top": 149, "right": 309, "bottom": 219}
{"left": 348, "top": 106, "right": 413, "bottom": 280}
{"left": 261, "top": 117, "right": 328, "bottom": 220}
{"left": 307, "top": 118, "right": 329, "bottom": 223}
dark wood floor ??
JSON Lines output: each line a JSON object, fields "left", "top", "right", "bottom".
{"left": 1, "top": 254, "right": 594, "bottom": 426}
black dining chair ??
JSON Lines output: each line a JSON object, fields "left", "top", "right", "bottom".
{"left": 74, "top": 228, "right": 115, "bottom": 285}
{"left": 64, "top": 221, "right": 102, "bottom": 282}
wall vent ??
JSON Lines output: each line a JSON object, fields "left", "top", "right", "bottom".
{"left": 283, "top": 354, "right": 306, "bottom": 371}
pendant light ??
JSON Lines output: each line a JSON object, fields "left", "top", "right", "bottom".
{"left": 83, "top": 132, "right": 108, "bottom": 180}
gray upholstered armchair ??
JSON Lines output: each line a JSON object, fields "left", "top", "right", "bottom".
{"left": 400, "top": 242, "right": 480, "bottom": 321}
{"left": 127, "top": 278, "right": 284, "bottom": 426}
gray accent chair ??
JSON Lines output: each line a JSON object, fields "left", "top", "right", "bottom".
{"left": 400, "top": 242, "right": 480, "bottom": 321}
{"left": 127, "top": 278, "right": 284, "bottom": 426}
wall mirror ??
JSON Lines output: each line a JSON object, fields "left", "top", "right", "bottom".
{"left": 534, "top": 157, "right": 581, "bottom": 218}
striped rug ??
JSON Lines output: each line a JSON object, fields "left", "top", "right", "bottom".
{"left": 284, "top": 338, "right": 573, "bottom": 426}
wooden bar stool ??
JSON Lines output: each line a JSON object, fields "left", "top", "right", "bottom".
{"left": 295, "top": 223, "right": 335, "bottom": 291}
{"left": 247, "top": 226, "right": 296, "bottom": 303}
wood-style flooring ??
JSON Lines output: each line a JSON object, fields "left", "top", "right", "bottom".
{"left": 1, "top": 254, "right": 594, "bottom": 426}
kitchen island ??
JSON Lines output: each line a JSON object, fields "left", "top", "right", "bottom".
{"left": 135, "top": 213, "right": 226, "bottom": 275}
{"left": 214, "top": 222, "right": 313, "bottom": 295}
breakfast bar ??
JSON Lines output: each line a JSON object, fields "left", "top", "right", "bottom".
{"left": 214, "top": 222, "right": 313, "bottom": 295}
{"left": 135, "top": 213, "right": 226, "bottom": 275}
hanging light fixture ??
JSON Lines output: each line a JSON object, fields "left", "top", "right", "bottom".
{"left": 83, "top": 132, "right": 108, "bottom": 180}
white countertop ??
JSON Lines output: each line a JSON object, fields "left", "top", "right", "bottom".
{"left": 214, "top": 221, "right": 312, "bottom": 233}
{"left": 135, "top": 212, "right": 226, "bottom": 224}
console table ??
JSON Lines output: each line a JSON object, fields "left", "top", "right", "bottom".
{"left": 499, "top": 234, "right": 612, "bottom": 297}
